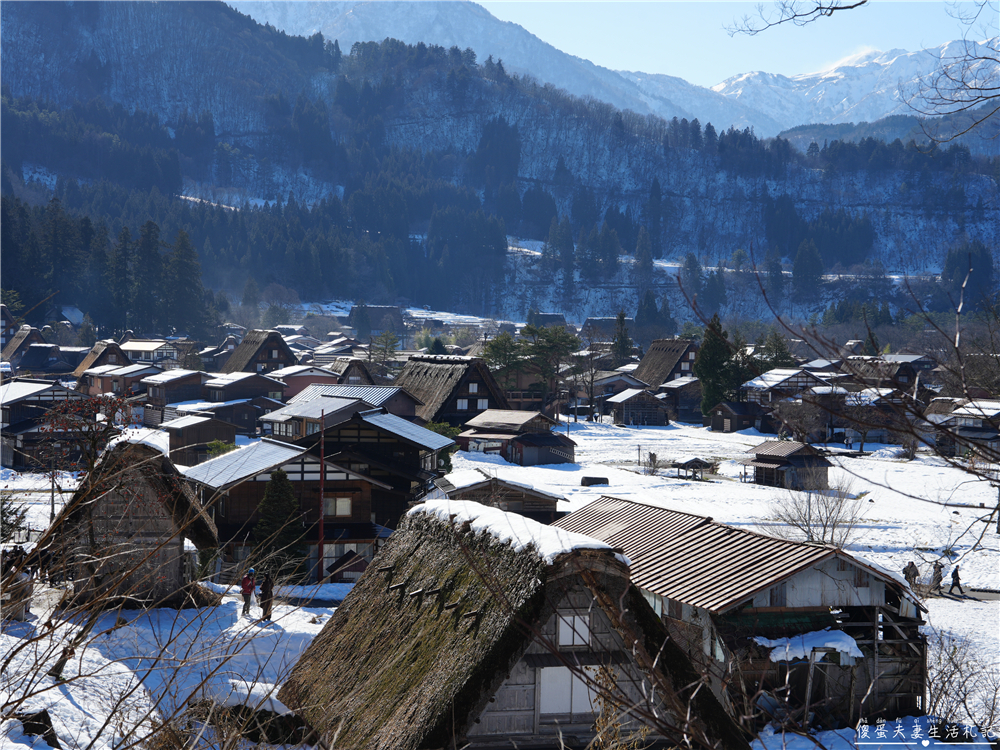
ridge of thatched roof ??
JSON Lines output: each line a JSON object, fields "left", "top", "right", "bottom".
{"left": 394, "top": 356, "right": 508, "bottom": 422}
{"left": 278, "top": 502, "right": 747, "bottom": 750}
{"left": 2, "top": 326, "right": 45, "bottom": 362}
{"left": 633, "top": 338, "right": 696, "bottom": 388}
{"left": 58, "top": 442, "right": 218, "bottom": 550}
{"left": 220, "top": 329, "right": 292, "bottom": 373}
{"left": 73, "top": 340, "right": 130, "bottom": 378}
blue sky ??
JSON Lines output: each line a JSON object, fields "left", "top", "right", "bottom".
{"left": 477, "top": 1, "right": 989, "bottom": 87}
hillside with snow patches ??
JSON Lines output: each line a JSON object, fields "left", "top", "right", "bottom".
{"left": 227, "top": 0, "right": 986, "bottom": 138}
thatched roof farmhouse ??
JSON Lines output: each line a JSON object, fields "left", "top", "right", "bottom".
{"left": 278, "top": 500, "right": 747, "bottom": 750}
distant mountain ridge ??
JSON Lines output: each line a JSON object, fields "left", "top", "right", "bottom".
{"left": 228, "top": 0, "right": 984, "bottom": 138}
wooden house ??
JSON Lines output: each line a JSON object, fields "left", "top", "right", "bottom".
{"left": 932, "top": 398, "right": 1000, "bottom": 458}
{"left": 261, "top": 395, "right": 373, "bottom": 441}
{"left": 394, "top": 355, "right": 510, "bottom": 426}
{"left": 556, "top": 496, "right": 927, "bottom": 726}
{"left": 324, "top": 357, "right": 375, "bottom": 385}
{"left": 530, "top": 312, "right": 569, "bottom": 329}
{"left": 457, "top": 409, "right": 576, "bottom": 465}
{"left": 843, "top": 357, "right": 919, "bottom": 390}
{"left": 632, "top": 338, "right": 700, "bottom": 388}
{"left": 288, "top": 384, "right": 422, "bottom": 420}
{"left": 607, "top": 389, "right": 670, "bottom": 426}
{"left": 120, "top": 338, "right": 181, "bottom": 368}
{"left": 294, "top": 408, "right": 456, "bottom": 527}
{"left": 740, "top": 440, "right": 831, "bottom": 490}
{"left": 141, "top": 370, "right": 211, "bottom": 426}
{"left": 82, "top": 364, "right": 162, "bottom": 397}
{"left": 220, "top": 329, "right": 297, "bottom": 374}
{"left": 0, "top": 379, "right": 89, "bottom": 469}
{"left": 182, "top": 437, "right": 392, "bottom": 576}
{"left": 580, "top": 316, "right": 634, "bottom": 342}
{"left": 740, "top": 368, "right": 828, "bottom": 405}
{"left": 15, "top": 344, "right": 75, "bottom": 376}
{"left": 198, "top": 334, "right": 241, "bottom": 371}
{"left": 170, "top": 398, "right": 269, "bottom": 435}
{"left": 277, "top": 499, "right": 748, "bottom": 750}
{"left": 657, "top": 376, "right": 703, "bottom": 423}
{"left": 1, "top": 326, "right": 47, "bottom": 371}
{"left": 203, "top": 371, "right": 285, "bottom": 403}
{"left": 432, "top": 468, "right": 565, "bottom": 523}
{"left": 0, "top": 304, "right": 18, "bottom": 350}
{"left": 267, "top": 364, "right": 341, "bottom": 399}
{"left": 708, "top": 401, "right": 764, "bottom": 433}
{"left": 72, "top": 340, "right": 132, "bottom": 387}
{"left": 53, "top": 441, "right": 218, "bottom": 606}
{"left": 159, "top": 415, "right": 237, "bottom": 467}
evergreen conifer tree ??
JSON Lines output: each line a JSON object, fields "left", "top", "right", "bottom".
{"left": 611, "top": 311, "right": 633, "bottom": 368}
{"left": 132, "top": 221, "right": 164, "bottom": 334}
{"left": 693, "top": 313, "right": 731, "bottom": 414}
{"left": 792, "top": 238, "right": 824, "bottom": 301}
{"left": 252, "top": 468, "right": 305, "bottom": 572}
{"left": 164, "top": 230, "right": 206, "bottom": 335}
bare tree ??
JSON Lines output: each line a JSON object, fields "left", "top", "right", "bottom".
{"left": 766, "top": 477, "right": 867, "bottom": 548}
{"left": 727, "top": 0, "right": 870, "bottom": 34}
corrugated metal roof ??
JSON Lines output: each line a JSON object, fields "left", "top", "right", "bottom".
{"left": 606, "top": 388, "right": 647, "bottom": 404}
{"left": 143, "top": 369, "right": 202, "bottom": 385}
{"left": 182, "top": 438, "right": 307, "bottom": 489}
{"left": 464, "top": 409, "right": 554, "bottom": 431}
{"left": 554, "top": 496, "right": 837, "bottom": 613}
{"left": 260, "top": 396, "right": 364, "bottom": 422}
{"left": 749, "top": 440, "right": 815, "bottom": 458}
{"left": 1, "top": 380, "right": 80, "bottom": 404}
{"left": 83, "top": 364, "right": 121, "bottom": 376}
{"left": 160, "top": 415, "right": 213, "bottom": 430}
{"left": 289, "top": 384, "right": 420, "bottom": 407}
{"left": 360, "top": 410, "right": 455, "bottom": 451}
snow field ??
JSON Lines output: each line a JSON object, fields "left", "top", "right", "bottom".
{"left": 0, "top": 586, "right": 330, "bottom": 750}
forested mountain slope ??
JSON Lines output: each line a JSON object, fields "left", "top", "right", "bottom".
{"left": 1, "top": 1, "right": 996, "bottom": 330}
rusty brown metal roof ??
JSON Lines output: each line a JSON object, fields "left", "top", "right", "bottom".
{"left": 749, "top": 440, "right": 818, "bottom": 458}
{"left": 554, "top": 496, "right": 837, "bottom": 613}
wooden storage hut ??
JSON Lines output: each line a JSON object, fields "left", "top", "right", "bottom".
{"left": 433, "top": 468, "right": 565, "bottom": 523}
{"left": 607, "top": 388, "right": 670, "bottom": 426}
{"left": 278, "top": 500, "right": 748, "bottom": 750}
{"left": 740, "top": 440, "right": 832, "bottom": 490}
{"left": 458, "top": 409, "right": 576, "bottom": 465}
{"left": 708, "top": 401, "right": 764, "bottom": 433}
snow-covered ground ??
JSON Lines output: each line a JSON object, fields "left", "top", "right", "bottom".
{"left": 0, "top": 585, "right": 330, "bottom": 749}
{"left": 2, "top": 421, "right": 997, "bottom": 747}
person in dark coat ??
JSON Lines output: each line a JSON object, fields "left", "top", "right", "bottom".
{"left": 260, "top": 572, "right": 274, "bottom": 621}
{"left": 241, "top": 568, "right": 256, "bottom": 616}
{"left": 948, "top": 565, "right": 964, "bottom": 596}
{"left": 903, "top": 561, "right": 919, "bottom": 588}
{"left": 930, "top": 561, "right": 944, "bottom": 594}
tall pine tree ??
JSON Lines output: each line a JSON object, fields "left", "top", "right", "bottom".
{"left": 164, "top": 230, "right": 206, "bottom": 335}
{"left": 693, "top": 313, "right": 731, "bottom": 414}
{"left": 252, "top": 468, "right": 305, "bottom": 572}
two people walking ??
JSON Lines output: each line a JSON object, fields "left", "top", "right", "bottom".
{"left": 240, "top": 568, "right": 275, "bottom": 620}
{"left": 904, "top": 560, "right": 966, "bottom": 597}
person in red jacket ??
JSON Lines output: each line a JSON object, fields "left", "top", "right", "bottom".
{"left": 241, "top": 568, "right": 256, "bottom": 616}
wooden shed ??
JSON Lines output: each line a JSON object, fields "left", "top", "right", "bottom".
{"left": 277, "top": 500, "right": 748, "bottom": 750}
{"left": 457, "top": 409, "right": 576, "bottom": 465}
{"left": 607, "top": 388, "right": 670, "bottom": 426}
{"left": 433, "top": 468, "right": 565, "bottom": 523}
{"left": 740, "top": 440, "right": 832, "bottom": 490}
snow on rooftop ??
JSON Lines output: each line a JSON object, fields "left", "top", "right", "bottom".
{"left": 106, "top": 427, "right": 170, "bottom": 455}
{"left": 754, "top": 628, "right": 863, "bottom": 662}
{"left": 410, "top": 499, "right": 629, "bottom": 565}
{"left": 142, "top": 369, "right": 200, "bottom": 385}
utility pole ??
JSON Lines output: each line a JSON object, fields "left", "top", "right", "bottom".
{"left": 318, "top": 409, "right": 325, "bottom": 584}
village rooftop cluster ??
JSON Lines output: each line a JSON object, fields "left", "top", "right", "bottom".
{"left": 1, "top": 303, "right": 998, "bottom": 748}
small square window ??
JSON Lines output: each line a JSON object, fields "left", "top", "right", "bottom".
{"left": 689, "top": 352, "right": 696, "bottom": 360}
{"left": 457, "top": 398, "right": 468, "bottom": 410}
{"left": 468, "top": 383, "right": 478, "bottom": 393}
{"left": 271, "top": 349, "right": 279, "bottom": 359}
{"left": 324, "top": 496, "right": 352, "bottom": 517}
{"left": 477, "top": 398, "right": 488, "bottom": 410}
{"left": 558, "top": 615, "right": 590, "bottom": 647}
